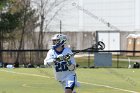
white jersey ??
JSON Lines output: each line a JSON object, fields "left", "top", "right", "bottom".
{"left": 44, "top": 47, "right": 76, "bottom": 81}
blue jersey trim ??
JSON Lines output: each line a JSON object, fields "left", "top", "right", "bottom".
{"left": 54, "top": 47, "right": 65, "bottom": 55}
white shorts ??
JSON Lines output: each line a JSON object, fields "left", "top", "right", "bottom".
{"left": 59, "top": 74, "right": 80, "bottom": 91}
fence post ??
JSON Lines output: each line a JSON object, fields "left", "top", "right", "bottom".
{"left": 117, "top": 53, "right": 119, "bottom": 68}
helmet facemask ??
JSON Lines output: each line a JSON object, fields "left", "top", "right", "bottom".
{"left": 52, "top": 39, "right": 61, "bottom": 46}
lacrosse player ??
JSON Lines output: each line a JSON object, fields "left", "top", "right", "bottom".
{"left": 44, "top": 34, "right": 80, "bottom": 93}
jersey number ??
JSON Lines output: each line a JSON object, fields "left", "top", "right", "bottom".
{"left": 55, "top": 62, "right": 68, "bottom": 72}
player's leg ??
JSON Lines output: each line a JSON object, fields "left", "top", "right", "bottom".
{"left": 65, "top": 89, "right": 73, "bottom": 93}
{"left": 59, "top": 81, "right": 73, "bottom": 93}
{"left": 65, "top": 74, "right": 76, "bottom": 93}
{"left": 59, "top": 74, "right": 79, "bottom": 93}
{"left": 65, "top": 89, "right": 76, "bottom": 93}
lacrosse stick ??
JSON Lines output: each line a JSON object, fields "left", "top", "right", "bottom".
{"left": 55, "top": 41, "right": 105, "bottom": 64}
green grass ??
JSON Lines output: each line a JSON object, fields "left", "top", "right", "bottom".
{"left": 0, "top": 68, "right": 140, "bottom": 93}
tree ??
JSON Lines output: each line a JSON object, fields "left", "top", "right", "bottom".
{"left": 30, "top": 0, "right": 68, "bottom": 64}
{"left": 14, "top": 0, "right": 39, "bottom": 65}
{"left": 0, "top": 0, "right": 39, "bottom": 64}
{"left": 0, "top": 0, "right": 22, "bottom": 62}
{"left": 31, "top": 0, "right": 67, "bottom": 49}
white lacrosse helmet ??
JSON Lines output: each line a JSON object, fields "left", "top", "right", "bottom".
{"left": 51, "top": 34, "right": 67, "bottom": 49}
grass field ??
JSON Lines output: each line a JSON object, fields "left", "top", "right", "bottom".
{"left": 0, "top": 68, "right": 140, "bottom": 93}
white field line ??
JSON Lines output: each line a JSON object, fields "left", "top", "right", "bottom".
{"left": 22, "top": 83, "right": 47, "bottom": 88}
{"left": 0, "top": 69, "right": 139, "bottom": 93}
{"left": 22, "top": 84, "right": 34, "bottom": 88}
{"left": 0, "top": 69, "right": 51, "bottom": 78}
{"left": 79, "top": 81, "right": 139, "bottom": 93}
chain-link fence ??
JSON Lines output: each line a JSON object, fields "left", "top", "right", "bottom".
{"left": 0, "top": 50, "right": 140, "bottom": 68}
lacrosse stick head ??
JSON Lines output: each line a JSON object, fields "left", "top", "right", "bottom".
{"left": 90, "top": 41, "right": 105, "bottom": 50}
{"left": 97, "top": 41, "right": 105, "bottom": 50}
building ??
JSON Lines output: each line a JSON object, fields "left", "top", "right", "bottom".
{"left": 48, "top": 0, "right": 140, "bottom": 32}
